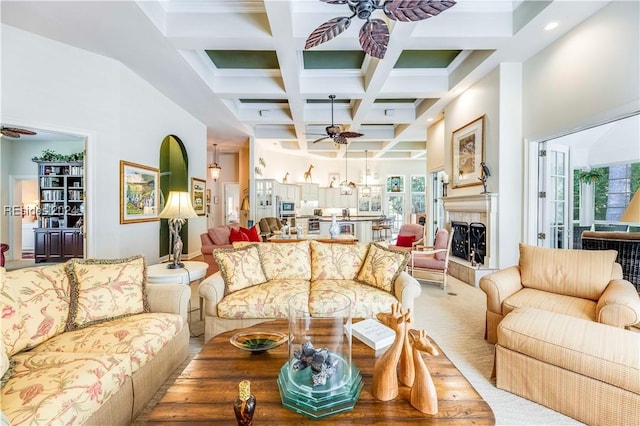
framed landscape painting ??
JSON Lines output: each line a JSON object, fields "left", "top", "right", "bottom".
{"left": 191, "top": 177, "right": 206, "bottom": 216}
{"left": 452, "top": 115, "right": 485, "bottom": 188}
{"left": 120, "top": 160, "right": 160, "bottom": 224}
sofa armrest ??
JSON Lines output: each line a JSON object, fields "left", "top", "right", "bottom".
{"left": 394, "top": 271, "right": 422, "bottom": 315}
{"left": 201, "top": 244, "right": 215, "bottom": 255}
{"left": 596, "top": 278, "right": 640, "bottom": 327}
{"left": 146, "top": 283, "right": 190, "bottom": 323}
{"left": 199, "top": 273, "right": 226, "bottom": 318}
{"left": 479, "top": 266, "right": 523, "bottom": 315}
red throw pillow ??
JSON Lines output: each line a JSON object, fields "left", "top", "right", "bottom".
{"left": 396, "top": 235, "right": 415, "bottom": 247}
{"left": 229, "top": 227, "right": 250, "bottom": 243}
{"left": 240, "top": 226, "right": 261, "bottom": 242}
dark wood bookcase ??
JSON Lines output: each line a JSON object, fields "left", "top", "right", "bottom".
{"left": 34, "top": 161, "right": 84, "bottom": 263}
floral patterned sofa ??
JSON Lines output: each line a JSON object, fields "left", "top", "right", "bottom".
{"left": 0, "top": 256, "right": 190, "bottom": 425}
{"left": 198, "top": 240, "right": 422, "bottom": 342}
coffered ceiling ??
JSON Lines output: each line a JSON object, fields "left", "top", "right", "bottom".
{"left": 1, "top": 0, "right": 609, "bottom": 160}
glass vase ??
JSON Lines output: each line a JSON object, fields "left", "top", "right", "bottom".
{"left": 277, "top": 290, "right": 362, "bottom": 419}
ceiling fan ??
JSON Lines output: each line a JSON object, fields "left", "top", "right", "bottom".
{"left": 310, "top": 95, "right": 364, "bottom": 146}
{"left": 1, "top": 126, "right": 37, "bottom": 138}
{"left": 305, "top": 0, "right": 457, "bottom": 59}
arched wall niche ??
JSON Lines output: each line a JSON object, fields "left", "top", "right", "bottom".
{"left": 159, "top": 135, "right": 189, "bottom": 257}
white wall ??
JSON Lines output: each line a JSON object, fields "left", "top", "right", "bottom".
{"left": 523, "top": 1, "right": 640, "bottom": 141}
{"left": 1, "top": 24, "right": 207, "bottom": 263}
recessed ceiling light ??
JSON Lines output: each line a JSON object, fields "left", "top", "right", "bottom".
{"left": 545, "top": 22, "right": 559, "bottom": 31}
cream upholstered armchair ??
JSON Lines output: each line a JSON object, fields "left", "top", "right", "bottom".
{"left": 409, "top": 228, "right": 453, "bottom": 290}
{"left": 480, "top": 243, "right": 640, "bottom": 344}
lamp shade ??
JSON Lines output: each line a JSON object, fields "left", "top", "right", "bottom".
{"left": 620, "top": 189, "right": 640, "bottom": 223}
{"left": 158, "top": 191, "right": 198, "bottom": 219}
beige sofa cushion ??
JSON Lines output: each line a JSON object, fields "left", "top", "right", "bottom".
{"left": 32, "top": 312, "right": 183, "bottom": 372}
{"left": 357, "top": 243, "right": 409, "bottom": 293}
{"left": 215, "top": 245, "right": 267, "bottom": 296}
{"left": 518, "top": 244, "right": 617, "bottom": 300}
{"left": 503, "top": 288, "right": 596, "bottom": 321}
{"left": 1, "top": 263, "right": 71, "bottom": 356}
{"left": 1, "top": 351, "right": 131, "bottom": 425}
{"left": 310, "top": 241, "right": 370, "bottom": 280}
{"left": 310, "top": 280, "right": 398, "bottom": 318}
{"left": 256, "top": 241, "right": 312, "bottom": 280}
{"left": 217, "top": 279, "right": 310, "bottom": 319}
{"left": 498, "top": 307, "right": 640, "bottom": 394}
{"left": 66, "top": 256, "right": 150, "bottom": 330}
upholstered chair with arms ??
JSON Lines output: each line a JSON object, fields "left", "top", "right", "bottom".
{"left": 409, "top": 228, "right": 453, "bottom": 290}
{"left": 387, "top": 224, "right": 425, "bottom": 251}
{"left": 480, "top": 243, "right": 640, "bottom": 344}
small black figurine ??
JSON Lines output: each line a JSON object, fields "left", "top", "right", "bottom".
{"left": 478, "top": 162, "right": 491, "bottom": 194}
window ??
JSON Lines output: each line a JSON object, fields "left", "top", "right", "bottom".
{"left": 574, "top": 162, "right": 640, "bottom": 222}
{"left": 410, "top": 175, "right": 426, "bottom": 214}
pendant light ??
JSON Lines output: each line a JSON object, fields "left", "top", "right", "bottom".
{"left": 340, "top": 147, "right": 352, "bottom": 195}
{"left": 208, "top": 144, "right": 222, "bottom": 181}
{"left": 361, "top": 150, "right": 371, "bottom": 197}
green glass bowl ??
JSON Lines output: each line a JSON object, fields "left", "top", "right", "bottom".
{"left": 230, "top": 331, "right": 288, "bottom": 353}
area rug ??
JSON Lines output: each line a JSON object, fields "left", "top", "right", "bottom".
{"left": 131, "top": 277, "right": 581, "bottom": 425}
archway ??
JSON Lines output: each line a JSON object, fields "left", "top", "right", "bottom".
{"left": 159, "top": 135, "right": 189, "bottom": 257}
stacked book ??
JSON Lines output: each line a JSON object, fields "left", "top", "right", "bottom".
{"left": 350, "top": 318, "right": 395, "bottom": 350}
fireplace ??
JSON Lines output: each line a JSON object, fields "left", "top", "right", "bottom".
{"left": 443, "top": 194, "right": 498, "bottom": 286}
{"left": 451, "top": 221, "right": 487, "bottom": 265}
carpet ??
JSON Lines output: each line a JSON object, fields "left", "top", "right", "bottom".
{"left": 131, "top": 277, "right": 582, "bottom": 425}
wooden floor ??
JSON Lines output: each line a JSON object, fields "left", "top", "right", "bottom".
{"left": 147, "top": 320, "right": 495, "bottom": 425}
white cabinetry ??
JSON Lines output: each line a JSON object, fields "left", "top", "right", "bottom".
{"left": 299, "top": 183, "right": 319, "bottom": 201}
{"left": 278, "top": 183, "right": 298, "bottom": 202}
{"left": 256, "top": 179, "right": 276, "bottom": 219}
{"left": 320, "top": 187, "right": 357, "bottom": 209}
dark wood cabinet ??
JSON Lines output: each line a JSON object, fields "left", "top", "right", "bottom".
{"left": 34, "top": 161, "right": 84, "bottom": 263}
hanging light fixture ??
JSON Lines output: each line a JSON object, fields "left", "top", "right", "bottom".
{"left": 340, "top": 147, "right": 353, "bottom": 195}
{"left": 361, "top": 150, "right": 371, "bottom": 197}
{"left": 208, "top": 144, "right": 222, "bottom": 181}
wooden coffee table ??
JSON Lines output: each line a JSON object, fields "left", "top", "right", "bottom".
{"left": 147, "top": 320, "right": 494, "bottom": 424}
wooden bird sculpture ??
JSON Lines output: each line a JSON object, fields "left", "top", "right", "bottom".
{"left": 371, "top": 303, "right": 411, "bottom": 401}
{"left": 408, "top": 329, "right": 440, "bottom": 415}
{"left": 398, "top": 308, "right": 415, "bottom": 387}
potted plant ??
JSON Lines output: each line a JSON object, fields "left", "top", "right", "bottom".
{"left": 576, "top": 168, "right": 605, "bottom": 184}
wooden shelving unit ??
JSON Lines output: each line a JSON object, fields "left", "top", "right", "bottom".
{"left": 34, "top": 161, "right": 84, "bottom": 263}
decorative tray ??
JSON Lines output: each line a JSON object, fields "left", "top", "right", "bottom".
{"left": 230, "top": 331, "right": 288, "bottom": 353}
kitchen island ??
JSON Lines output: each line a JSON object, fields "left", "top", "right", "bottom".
{"left": 318, "top": 216, "right": 384, "bottom": 243}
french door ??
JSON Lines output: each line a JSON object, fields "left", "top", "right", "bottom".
{"left": 537, "top": 141, "right": 570, "bottom": 248}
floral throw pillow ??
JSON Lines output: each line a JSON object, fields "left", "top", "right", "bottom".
{"left": 356, "top": 243, "right": 409, "bottom": 293}
{"left": 214, "top": 245, "right": 268, "bottom": 296}
{"left": 66, "top": 255, "right": 150, "bottom": 330}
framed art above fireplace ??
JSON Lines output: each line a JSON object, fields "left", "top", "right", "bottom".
{"left": 452, "top": 115, "right": 485, "bottom": 188}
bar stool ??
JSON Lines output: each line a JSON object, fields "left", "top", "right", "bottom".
{"left": 371, "top": 221, "right": 384, "bottom": 241}
{"left": 381, "top": 218, "right": 392, "bottom": 240}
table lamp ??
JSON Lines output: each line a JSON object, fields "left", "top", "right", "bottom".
{"left": 159, "top": 191, "right": 198, "bottom": 269}
{"left": 620, "top": 189, "right": 640, "bottom": 223}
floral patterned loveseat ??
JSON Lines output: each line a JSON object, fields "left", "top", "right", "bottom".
{"left": 199, "top": 240, "right": 422, "bottom": 342}
{"left": 0, "top": 256, "right": 190, "bottom": 425}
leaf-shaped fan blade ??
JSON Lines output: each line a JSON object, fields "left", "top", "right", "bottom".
{"left": 305, "top": 16, "right": 351, "bottom": 50}
{"left": 320, "top": 0, "right": 349, "bottom": 3}
{"left": 1, "top": 129, "right": 21, "bottom": 138}
{"left": 3, "top": 127, "right": 36, "bottom": 135}
{"left": 359, "top": 19, "right": 389, "bottom": 59}
{"left": 334, "top": 136, "right": 348, "bottom": 145}
{"left": 312, "top": 136, "right": 330, "bottom": 144}
{"left": 384, "top": 0, "right": 457, "bottom": 22}
{"left": 339, "top": 131, "right": 364, "bottom": 138}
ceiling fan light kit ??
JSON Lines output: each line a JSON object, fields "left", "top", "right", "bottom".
{"left": 312, "top": 94, "right": 364, "bottom": 147}
{"left": 306, "top": 0, "right": 457, "bottom": 59}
